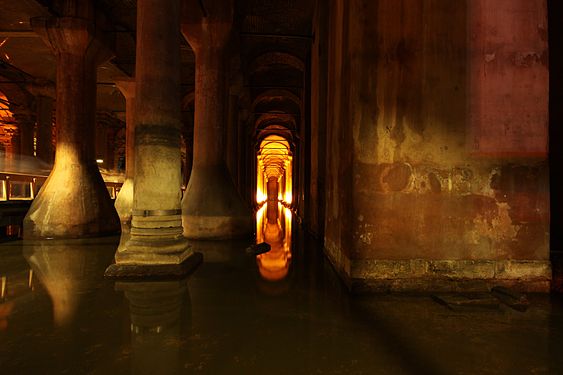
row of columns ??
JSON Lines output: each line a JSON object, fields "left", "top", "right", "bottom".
{"left": 2, "top": 95, "right": 54, "bottom": 166}
{"left": 23, "top": 0, "right": 253, "bottom": 273}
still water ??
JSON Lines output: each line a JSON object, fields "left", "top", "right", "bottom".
{"left": 0, "top": 207, "right": 562, "bottom": 374}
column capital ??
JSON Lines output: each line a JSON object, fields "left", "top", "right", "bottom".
{"left": 31, "top": 16, "right": 113, "bottom": 64}
{"left": 181, "top": 0, "right": 234, "bottom": 52}
{"left": 115, "top": 78, "right": 136, "bottom": 100}
{"left": 26, "top": 79, "right": 56, "bottom": 99}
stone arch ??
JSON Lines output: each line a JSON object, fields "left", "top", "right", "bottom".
{"left": 251, "top": 89, "right": 302, "bottom": 116}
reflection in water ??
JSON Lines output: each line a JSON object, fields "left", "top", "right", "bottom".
{"left": 0, "top": 269, "right": 33, "bottom": 331}
{"left": 23, "top": 238, "right": 117, "bottom": 326}
{"left": 117, "top": 279, "right": 191, "bottom": 375}
{"left": 256, "top": 202, "right": 292, "bottom": 282}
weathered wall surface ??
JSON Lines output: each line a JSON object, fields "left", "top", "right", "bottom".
{"left": 320, "top": 0, "right": 550, "bottom": 292}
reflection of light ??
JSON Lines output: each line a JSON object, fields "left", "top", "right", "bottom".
{"left": 256, "top": 191, "right": 267, "bottom": 205}
{"left": 256, "top": 203, "right": 292, "bottom": 282}
{"left": 284, "top": 191, "right": 292, "bottom": 205}
{"left": 255, "top": 204, "right": 267, "bottom": 244}
{"left": 1, "top": 276, "right": 6, "bottom": 299}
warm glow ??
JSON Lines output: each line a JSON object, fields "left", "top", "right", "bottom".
{"left": 256, "top": 135, "right": 292, "bottom": 205}
{"left": 256, "top": 203, "right": 292, "bottom": 282}
{"left": 1, "top": 276, "right": 5, "bottom": 299}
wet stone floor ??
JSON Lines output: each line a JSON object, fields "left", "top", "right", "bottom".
{"left": 1, "top": 215, "right": 563, "bottom": 374}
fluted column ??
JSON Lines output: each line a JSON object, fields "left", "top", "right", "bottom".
{"left": 114, "top": 78, "right": 136, "bottom": 225}
{"left": 181, "top": 0, "right": 252, "bottom": 239}
{"left": 110, "top": 0, "right": 193, "bottom": 269}
{"left": 23, "top": 14, "right": 120, "bottom": 238}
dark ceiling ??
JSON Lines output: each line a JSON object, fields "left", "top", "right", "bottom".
{"left": 0, "top": 0, "right": 315, "bottom": 123}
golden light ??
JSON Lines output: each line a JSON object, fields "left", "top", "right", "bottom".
{"left": 256, "top": 135, "right": 292, "bottom": 206}
{"left": 256, "top": 203, "right": 292, "bottom": 282}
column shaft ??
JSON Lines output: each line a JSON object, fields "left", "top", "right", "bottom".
{"left": 181, "top": 0, "right": 252, "bottom": 239}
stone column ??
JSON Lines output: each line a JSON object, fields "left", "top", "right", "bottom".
{"left": 35, "top": 95, "right": 54, "bottom": 164}
{"left": 181, "top": 0, "right": 252, "bottom": 239}
{"left": 114, "top": 79, "right": 136, "bottom": 225}
{"left": 109, "top": 0, "right": 193, "bottom": 271}
{"left": 13, "top": 109, "right": 35, "bottom": 158}
{"left": 24, "top": 15, "right": 120, "bottom": 238}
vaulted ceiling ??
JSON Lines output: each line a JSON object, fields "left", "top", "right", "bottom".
{"left": 0, "top": 0, "right": 314, "bottom": 130}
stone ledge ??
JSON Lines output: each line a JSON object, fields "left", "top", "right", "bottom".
{"left": 105, "top": 252, "right": 203, "bottom": 280}
{"left": 324, "top": 245, "right": 551, "bottom": 293}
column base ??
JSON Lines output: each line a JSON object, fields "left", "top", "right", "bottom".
{"left": 105, "top": 252, "right": 202, "bottom": 279}
{"left": 183, "top": 214, "right": 253, "bottom": 240}
{"left": 182, "top": 165, "right": 253, "bottom": 239}
{"left": 106, "top": 229, "right": 200, "bottom": 278}
{"left": 23, "top": 162, "right": 120, "bottom": 239}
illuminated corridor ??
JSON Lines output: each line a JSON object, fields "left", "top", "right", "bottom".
{"left": 256, "top": 135, "right": 293, "bottom": 206}
{"left": 1, "top": 0, "right": 563, "bottom": 373}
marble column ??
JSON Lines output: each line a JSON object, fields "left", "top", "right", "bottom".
{"left": 114, "top": 79, "right": 135, "bottom": 225}
{"left": 24, "top": 15, "right": 120, "bottom": 238}
{"left": 181, "top": 0, "right": 253, "bottom": 239}
{"left": 109, "top": 0, "right": 193, "bottom": 271}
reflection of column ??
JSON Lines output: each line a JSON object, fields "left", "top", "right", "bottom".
{"left": 117, "top": 279, "right": 190, "bottom": 375}
{"left": 111, "top": 0, "right": 193, "bottom": 270}
{"left": 35, "top": 95, "right": 54, "bottom": 164}
{"left": 23, "top": 238, "right": 117, "bottom": 326}
{"left": 181, "top": 0, "right": 253, "bottom": 240}
{"left": 24, "top": 11, "right": 120, "bottom": 238}
{"left": 114, "top": 79, "right": 136, "bottom": 225}
{"left": 256, "top": 205, "right": 292, "bottom": 284}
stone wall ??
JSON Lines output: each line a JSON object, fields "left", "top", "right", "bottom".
{"left": 318, "top": 0, "right": 550, "bottom": 292}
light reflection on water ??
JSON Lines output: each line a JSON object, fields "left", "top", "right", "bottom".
{"left": 255, "top": 202, "right": 292, "bottom": 282}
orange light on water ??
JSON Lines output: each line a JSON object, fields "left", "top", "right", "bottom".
{"left": 256, "top": 203, "right": 292, "bottom": 282}
{"left": 256, "top": 135, "right": 292, "bottom": 206}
